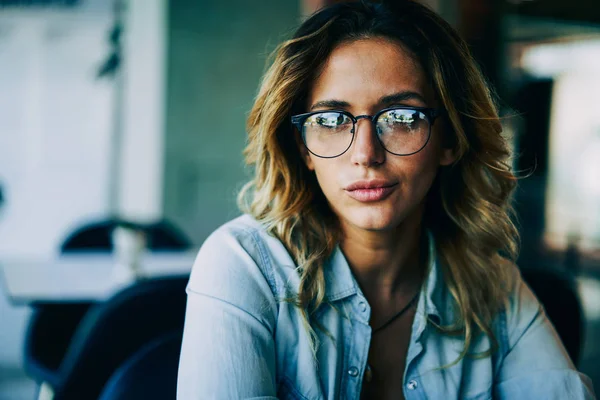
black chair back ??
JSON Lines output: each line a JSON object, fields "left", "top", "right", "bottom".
{"left": 98, "top": 332, "right": 183, "bottom": 400}
{"left": 23, "top": 218, "right": 191, "bottom": 390}
{"left": 61, "top": 219, "right": 191, "bottom": 252}
{"left": 54, "top": 276, "right": 188, "bottom": 400}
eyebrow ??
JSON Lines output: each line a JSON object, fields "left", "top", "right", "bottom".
{"left": 379, "top": 91, "right": 427, "bottom": 106}
{"left": 309, "top": 91, "right": 427, "bottom": 111}
{"left": 309, "top": 99, "right": 351, "bottom": 111}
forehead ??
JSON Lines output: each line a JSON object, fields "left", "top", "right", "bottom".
{"left": 308, "top": 38, "right": 433, "bottom": 108}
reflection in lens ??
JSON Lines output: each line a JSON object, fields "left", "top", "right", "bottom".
{"left": 376, "top": 109, "right": 429, "bottom": 155}
{"left": 300, "top": 108, "right": 432, "bottom": 157}
{"left": 303, "top": 112, "right": 353, "bottom": 157}
{"left": 306, "top": 112, "right": 351, "bottom": 129}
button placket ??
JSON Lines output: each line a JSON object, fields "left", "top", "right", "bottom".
{"left": 358, "top": 301, "right": 367, "bottom": 312}
{"left": 355, "top": 297, "right": 370, "bottom": 326}
{"left": 342, "top": 298, "right": 372, "bottom": 399}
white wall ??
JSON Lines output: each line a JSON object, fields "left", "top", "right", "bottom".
{"left": 117, "top": 0, "right": 167, "bottom": 222}
{"left": 0, "top": 10, "right": 114, "bottom": 258}
{"left": 0, "top": 7, "right": 114, "bottom": 368}
{"left": 0, "top": 0, "right": 168, "bottom": 370}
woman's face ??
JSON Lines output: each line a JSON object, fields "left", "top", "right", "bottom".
{"left": 302, "top": 38, "right": 454, "bottom": 233}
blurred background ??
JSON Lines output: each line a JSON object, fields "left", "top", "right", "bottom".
{"left": 0, "top": 0, "right": 598, "bottom": 399}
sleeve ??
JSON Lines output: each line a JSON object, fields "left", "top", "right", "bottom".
{"left": 176, "top": 226, "right": 280, "bottom": 400}
{"left": 494, "top": 267, "right": 596, "bottom": 399}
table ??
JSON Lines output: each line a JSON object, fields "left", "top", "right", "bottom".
{"left": 0, "top": 251, "right": 198, "bottom": 304}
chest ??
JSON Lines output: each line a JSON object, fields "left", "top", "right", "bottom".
{"left": 273, "top": 299, "right": 502, "bottom": 400}
{"left": 360, "top": 308, "right": 416, "bottom": 400}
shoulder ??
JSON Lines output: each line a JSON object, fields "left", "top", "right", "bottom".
{"left": 195, "top": 214, "right": 274, "bottom": 270}
{"left": 498, "top": 261, "right": 542, "bottom": 346}
{"left": 187, "top": 214, "right": 299, "bottom": 304}
{"left": 491, "top": 264, "right": 594, "bottom": 397}
{"left": 187, "top": 215, "right": 274, "bottom": 294}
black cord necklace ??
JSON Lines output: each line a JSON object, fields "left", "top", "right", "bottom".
{"left": 370, "top": 233, "right": 427, "bottom": 335}
{"left": 371, "top": 289, "right": 420, "bottom": 334}
{"left": 365, "top": 290, "right": 421, "bottom": 384}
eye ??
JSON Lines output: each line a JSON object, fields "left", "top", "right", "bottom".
{"left": 379, "top": 109, "right": 426, "bottom": 130}
{"left": 388, "top": 110, "right": 416, "bottom": 124}
{"left": 307, "top": 112, "right": 352, "bottom": 129}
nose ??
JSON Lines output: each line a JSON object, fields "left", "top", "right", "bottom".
{"left": 349, "top": 118, "right": 386, "bottom": 167}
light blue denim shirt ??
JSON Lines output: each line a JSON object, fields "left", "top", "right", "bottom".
{"left": 177, "top": 214, "right": 595, "bottom": 399}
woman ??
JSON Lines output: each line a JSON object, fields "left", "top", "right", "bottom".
{"left": 177, "top": 1, "right": 595, "bottom": 399}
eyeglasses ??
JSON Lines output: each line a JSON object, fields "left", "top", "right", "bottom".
{"left": 291, "top": 106, "right": 443, "bottom": 158}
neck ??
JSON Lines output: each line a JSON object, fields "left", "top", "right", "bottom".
{"left": 339, "top": 208, "right": 426, "bottom": 302}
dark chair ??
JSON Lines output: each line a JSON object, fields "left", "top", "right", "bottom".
{"left": 23, "top": 302, "right": 93, "bottom": 388}
{"left": 37, "top": 276, "right": 187, "bottom": 400}
{"left": 60, "top": 219, "right": 191, "bottom": 253}
{"left": 23, "top": 218, "right": 192, "bottom": 399}
{"left": 98, "top": 333, "right": 183, "bottom": 400}
{"left": 520, "top": 266, "right": 584, "bottom": 366}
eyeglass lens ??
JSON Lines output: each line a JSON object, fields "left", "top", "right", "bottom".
{"left": 301, "top": 108, "right": 430, "bottom": 158}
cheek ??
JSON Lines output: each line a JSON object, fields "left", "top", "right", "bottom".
{"left": 311, "top": 158, "right": 338, "bottom": 188}
{"left": 408, "top": 133, "right": 446, "bottom": 175}
{"left": 395, "top": 147, "right": 442, "bottom": 195}
{"left": 412, "top": 148, "right": 441, "bottom": 174}
{"left": 309, "top": 159, "right": 347, "bottom": 208}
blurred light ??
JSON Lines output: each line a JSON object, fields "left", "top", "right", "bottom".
{"left": 577, "top": 276, "right": 600, "bottom": 320}
{"left": 521, "top": 39, "right": 600, "bottom": 77}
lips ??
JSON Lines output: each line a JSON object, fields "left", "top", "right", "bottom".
{"left": 344, "top": 180, "right": 398, "bottom": 202}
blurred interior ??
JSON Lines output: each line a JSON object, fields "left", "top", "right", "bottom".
{"left": 0, "top": 0, "right": 599, "bottom": 398}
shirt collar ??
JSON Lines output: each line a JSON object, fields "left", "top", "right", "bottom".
{"left": 418, "top": 232, "right": 446, "bottom": 325}
{"left": 323, "top": 231, "right": 453, "bottom": 326}
{"left": 323, "top": 245, "right": 358, "bottom": 302}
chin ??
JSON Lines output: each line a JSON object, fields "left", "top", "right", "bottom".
{"left": 343, "top": 206, "right": 403, "bottom": 232}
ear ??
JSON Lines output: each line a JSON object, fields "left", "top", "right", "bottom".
{"left": 436, "top": 120, "right": 457, "bottom": 166}
{"left": 439, "top": 146, "right": 457, "bottom": 166}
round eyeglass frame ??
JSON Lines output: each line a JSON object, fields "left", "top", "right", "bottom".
{"left": 291, "top": 106, "right": 443, "bottom": 159}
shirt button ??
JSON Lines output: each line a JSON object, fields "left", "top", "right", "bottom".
{"left": 359, "top": 301, "right": 367, "bottom": 312}
{"left": 407, "top": 379, "right": 418, "bottom": 390}
{"left": 347, "top": 367, "right": 359, "bottom": 377}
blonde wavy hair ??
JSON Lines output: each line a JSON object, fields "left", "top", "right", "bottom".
{"left": 238, "top": 0, "right": 519, "bottom": 364}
